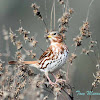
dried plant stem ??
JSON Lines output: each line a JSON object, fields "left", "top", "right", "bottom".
{"left": 65, "top": 0, "right": 69, "bottom": 12}
{"left": 62, "top": 89, "right": 74, "bottom": 100}
{"left": 60, "top": 93, "right": 67, "bottom": 100}
{"left": 42, "top": 19, "right": 48, "bottom": 31}
{"left": 90, "top": 37, "right": 100, "bottom": 64}
{"left": 50, "top": 1, "right": 54, "bottom": 30}
{"left": 66, "top": 61, "right": 70, "bottom": 82}
{"left": 86, "top": 0, "right": 94, "bottom": 21}
{"left": 93, "top": 47, "right": 99, "bottom": 63}
{"left": 96, "top": 40, "right": 100, "bottom": 52}
{"left": 54, "top": 0, "right": 55, "bottom": 30}
{"left": 5, "top": 39, "right": 10, "bottom": 63}
{"left": 89, "top": 80, "right": 98, "bottom": 100}
{"left": 50, "top": 0, "right": 55, "bottom": 30}
{"left": 37, "top": 44, "right": 44, "bottom": 52}
{"left": 45, "top": 0, "right": 47, "bottom": 19}
{"left": 81, "top": 45, "right": 96, "bottom": 65}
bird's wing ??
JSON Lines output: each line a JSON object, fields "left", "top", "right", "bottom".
{"left": 39, "top": 47, "right": 52, "bottom": 60}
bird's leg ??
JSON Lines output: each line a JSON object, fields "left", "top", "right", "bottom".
{"left": 45, "top": 72, "right": 57, "bottom": 86}
{"left": 51, "top": 73, "right": 66, "bottom": 83}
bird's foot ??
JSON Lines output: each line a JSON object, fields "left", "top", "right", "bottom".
{"left": 56, "top": 78, "right": 66, "bottom": 83}
{"left": 49, "top": 81, "right": 58, "bottom": 86}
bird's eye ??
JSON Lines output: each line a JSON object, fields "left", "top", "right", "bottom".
{"left": 53, "top": 33, "right": 56, "bottom": 35}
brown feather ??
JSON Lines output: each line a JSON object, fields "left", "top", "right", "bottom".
{"left": 9, "top": 61, "right": 38, "bottom": 65}
{"left": 22, "top": 61, "right": 38, "bottom": 64}
{"left": 9, "top": 61, "right": 17, "bottom": 64}
{"left": 39, "top": 47, "right": 52, "bottom": 60}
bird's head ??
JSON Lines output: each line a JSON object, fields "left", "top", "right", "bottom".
{"left": 46, "top": 31, "right": 63, "bottom": 43}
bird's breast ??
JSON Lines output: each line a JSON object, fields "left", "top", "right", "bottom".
{"left": 49, "top": 49, "right": 68, "bottom": 72}
{"left": 40, "top": 47, "right": 68, "bottom": 73}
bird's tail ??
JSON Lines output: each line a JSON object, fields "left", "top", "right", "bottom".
{"left": 9, "top": 61, "right": 39, "bottom": 68}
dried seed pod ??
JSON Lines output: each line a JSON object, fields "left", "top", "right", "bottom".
{"left": 15, "top": 41, "right": 23, "bottom": 50}
{"left": 24, "top": 49, "right": 36, "bottom": 59}
{"left": 20, "top": 65, "right": 28, "bottom": 72}
{"left": 58, "top": 16, "right": 68, "bottom": 25}
{"left": 89, "top": 44, "right": 94, "bottom": 49}
{"left": 17, "top": 27, "right": 24, "bottom": 34}
{"left": 71, "top": 53, "right": 77, "bottom": 59}
{"left": 62, "top": 33, "right": 66, "bottom": 39}
{"left": 93, "top": 70, "right": 100, "bottom": 84}
{"left": 36, "top": 81, "right": 42, "bottom": 88}
{"left": 30, "top": 40, "right": 38, "bottom": 47}
{"left": 31, "top": 3, "right": 42, "bottom": 19}
{"left": 56, "top": 73, "right": 62, "bottom": 79}
{"left": 16, "top": 51, "right": 22, "bottom": 60}
{"left": 67, "top": 89, "right": 72, "bottom": 95}
{"left": 92, "top": 81, "right": 96, "bottom": 87}
{"left": 82, "top": 48, "right": 87, "bottom": 54}
{"left": 9, "top": 29, "right": 17, "bottom": 44}
{"left": 91, "top": 40, "right": 97, "bottom": 44}
{"left": 68, "top": 58, "right": 73, "bottom": 64}
{"left": 2, "top": 28, "right": 9, "bottom": 40}
{"left": 68, "top": 53, "right": 77, "bottom": 64}
{"left": 23, "top": 30, "right": 28, "bottom": 34}
{"left": 31, "top": 53, "right": 36, "bottom": 59}
{"left": 24, "top": 49, "right": 32, "bottom": 56}
{"left": 73, "top": 35, "right": 83, "bottom": 46}
{"left": 0, "top": 63, "right": 3, "bottom": 71}
{"left": 73, "top": 36, "right": 83, "bottom": 42}
{"left": 82, "top": 48, "right": 94, "bottom": 55}
{"left": 68, "top": 8, "right": 74, "bottom": 14}
{"left": 80, "top": 27, "right": 87, "bottom": 36}
{"left": 28, "top": 69, "right": 34, "bottom": 76}
{"left": 35, "top": 11, "right": 42, "bottom": 19}
{"left": 96, "top": 64, "right": 99, "bottom": 68}
{"left": 19, "top": 94, "right": 24, "bottom": 100}
{"left": 17, "top": 27, "right": 30, "bottom": 42}
{"left": 16, "top": 51, "right": 22, "bottom": 56}
{"left": 59, "top": 26, "right": 67, "bottom": 33}
{"left": 23, "top": 34, "right": 29, "bottom": 42}
{"left": 31, "top": 3, "right": 39, "bottom": 10}
{"left": 58, "top": 12, "right": 71, "bottom": 28}
{"left": 58, "top": 0, "right": 64, "bottom": 5}
{"left": 54, "top": 87, "right": 61, "bottom": 94}
{"left": 87, "top": 50, "right": 94, "bottom": 55}
{"left": 96, "top": 70, "right": 100, "bottom": 77}
{"left": 43, "top": 96, "right": 48, "bottom": 100}
{"left": 63, "top": 13, "right": 70, "bottom": 19}
{"left": 80, "top": 21, "right": 92, "bottom": 38}
{"left": 28, "top": 36, "right": 35, "bottom": 42}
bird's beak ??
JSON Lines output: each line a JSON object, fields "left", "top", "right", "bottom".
{"left": 47, "top": 35, "right": 52, "bottom": 38}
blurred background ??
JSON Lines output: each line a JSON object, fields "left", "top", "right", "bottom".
{"left": 0, "top": 0, "right": 100, "bottom": 100}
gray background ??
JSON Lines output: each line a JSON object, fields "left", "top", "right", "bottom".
{"left": 0, "top": 0, "right": 100, "bottom": 100}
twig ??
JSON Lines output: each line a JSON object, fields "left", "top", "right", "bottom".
{"left": 89, "top": 80, "right": 98, "bottom": 100}
{"left": 86, "top": 0, "right": 94, "bottom": 21}
{"left": 54, "top": 0, "right": 56, "bottom": 30}
{"left": 50, "top": 0, "right": 55, "bottom": 30}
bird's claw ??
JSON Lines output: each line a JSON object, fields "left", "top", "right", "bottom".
{"left": 49, "top": 81, "right": 58, "bottom": 86}
{"left": 56, "top": 79, "right": 66, "bottom": 83}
